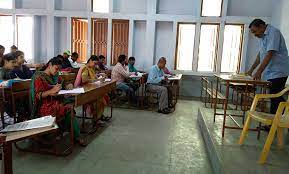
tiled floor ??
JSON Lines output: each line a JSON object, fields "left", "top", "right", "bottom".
{"left": 12, "top": 100, "right": 212, "bottom": 174}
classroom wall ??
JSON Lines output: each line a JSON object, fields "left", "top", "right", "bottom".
{"left": 34, "top": 16, "right": 47, "bottom": 63}
{"left": 113, "top": 0, "right": 147, "bottom": 14}
{"left": 15, "top": 0, "right": 46, "bottom": 9}
{"left": 156, "top": 0, "right": 200, "bottom": 16}
{"left": 227, "top": 0, "right": 273, "bottom": 17}
{"left": 271, "top": 0, "right": 289, "bottom": 47}
{"left": 154, "top": 21, "right": 174, "bottom": 70}
{"left": 133, "top": 21, "right": 147, "bottom": 71}
{"left": 54, "top": 17, "right": 68, "bottom": 56}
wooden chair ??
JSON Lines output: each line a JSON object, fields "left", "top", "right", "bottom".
{"left": 239, "top": 86, "right": 289, "bottom": 164}
{"left": 4, "top": 80, "right": 31, "bottom": 124}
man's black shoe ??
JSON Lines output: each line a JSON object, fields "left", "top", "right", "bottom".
{"left": 158, "top": 108, "right": 172, "bottom": 114}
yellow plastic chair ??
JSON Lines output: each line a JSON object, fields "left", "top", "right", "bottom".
{"left": 238, "top": 86, "right": 289, "bottom": 164}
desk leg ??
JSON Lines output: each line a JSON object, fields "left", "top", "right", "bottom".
{"left": 222, "top": 82, "right": 229, "bottom": 138}
{"left": 213, "top": 77, "right": 219, "bottom": 122}
{"left": 2, "top": 142, "right": 13, "bottom": 174}
{"left": 70, "top": 108, "right": 74, "bottom": 147}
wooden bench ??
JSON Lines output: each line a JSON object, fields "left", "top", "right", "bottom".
{"left": 201, "top": 77, "right": 226, "bottom": 108}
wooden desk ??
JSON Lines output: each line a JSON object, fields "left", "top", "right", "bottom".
{"left": 168, "top": 74, "right": 183, "bottom": 104}
{"left": 74, "top": 81, "right": 116, "bottom": 107}
{"left": 3, "top": 80, "right": 31, "bottom": 124}
{"left": 70, "top": 81, "right": 116, "bottom": 133}
{"left": 2, "top": 126, "right": 58, "bottom": 174}
{"left": 129, "top": 73, "right": 147, "bottom": 108}
{"left": 214, "top": 74, "right": 270, "bottom": 137}
{"left": 59, "top": 73, "right": 77, "bottom": 85}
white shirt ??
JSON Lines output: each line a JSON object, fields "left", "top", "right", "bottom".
{"left": 68, "top": 58, "right": 80, "bottom": 68}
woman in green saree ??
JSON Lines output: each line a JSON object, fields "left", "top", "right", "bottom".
{"left": 31, "top": 57, "right": 86, "bottom": 146}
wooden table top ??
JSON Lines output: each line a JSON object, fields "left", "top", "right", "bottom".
{"left": 4, "top": 125, "right": 58, "bottom": 143}
{"left": 214, "top": 74, "right": 270, "bottom": 85}
{"left": 74, "top": 80, "right": 116, "bottom": 106}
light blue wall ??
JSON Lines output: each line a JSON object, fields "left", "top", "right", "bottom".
{"left": 227, "top": 0, "right": 273, "bottom": 17}
{"left": 113, "top": 0, "right": 147, "bottom": 14}
{"left": 157, "top": 0, "right": 200, "bottom": 15}
{"left": 154, "top": 21, "right": 174, "bottom": 70}
{"left": 54, "top": 17, "right": 68, "bottom": 56}
{"left": 133, "top": 21, "right": 147, "bottom": 71}
{"left": 272, "top": 0, "right": 289, "bottom": 48}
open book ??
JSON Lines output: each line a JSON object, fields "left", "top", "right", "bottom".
{"left": 0, "top": 116, "right": 56, "bottom": 133}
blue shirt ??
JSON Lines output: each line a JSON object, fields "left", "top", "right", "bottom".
{"left": 258, "top": 25, "right": 289, "bottom": 80}
{"left": 147, "top": 65, "right": 165, "bottom": 84}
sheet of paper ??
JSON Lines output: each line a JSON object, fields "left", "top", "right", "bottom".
{"left": 58, "top": 88, "right": 85, "bottom": 95}
{"left": 1, "top": 116, "right": 56, "bottom": 133}
{"left": 168, "top": 74, "right": 182, "bottom": 80}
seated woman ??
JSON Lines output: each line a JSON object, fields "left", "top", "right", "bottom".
{"left": 31, "top": 57, "right": 86, "bottom": 146}
{"left": 75, "top": 55, "right": 110, "bottom": 122}
{"left": 0, "top": 53, "right": 17, "bottom": 80}
{"left": 10, "top": 50, "right": 33, "bottom": 79}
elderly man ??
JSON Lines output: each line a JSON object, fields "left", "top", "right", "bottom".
{"left": 247, "top": 19, "right": 289, "bottom": 115}
{"left": 147, "top": 57, "right": 172, "bottom": 114}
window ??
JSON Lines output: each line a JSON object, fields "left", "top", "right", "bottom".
{"left": 0, "top": 15, "right": 13, "bottom": 54}
{"left": 91, "top": 18, "right": 108, "bottom": 59}
{"left": 201, "top": 0, "right": 223, "bottom": 16}
{"left": 197, "top": 24, "right": 219, "bottom": 72}
{"left": 72, "top": 18, "right": 88, "bottom": 62}
{"left": 0, "top": 0, "right": 12, "bottom": 9}
{"left": 111, "top": 19, "right": 129, "bottom": 65}
{"left": 92, "top": 0, "right": 109, "bottom": 13}
{"left": 16, "top": 16, "right": 34, "bottom": 62}
{"left": 221, "top": 25, "right": 244, "bottom": 73}
{"left": 175, "top": 23, "right": 196, "bottom": 70}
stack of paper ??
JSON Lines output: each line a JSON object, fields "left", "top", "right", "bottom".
{"left": 1, "top": 116, "right": 56, "bottom": 133}
{"left": 58, "top": 88, "right": 85, "bottom": 94}
{"left": 230, "top": 74, "right": 252, "bottom": 80}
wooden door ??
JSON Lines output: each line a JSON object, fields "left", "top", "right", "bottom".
{"left": 72, "top": 18, "right": 88, "bottom": 62}
{"left": 111, "top": 19, "right": 129, "bottom": 65}
{"left": 91, "top": 18, "right": 108, "bottom": 60}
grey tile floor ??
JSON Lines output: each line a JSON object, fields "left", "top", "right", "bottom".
{"left": 12, "top": 100, "right": 212, "bottom": 174}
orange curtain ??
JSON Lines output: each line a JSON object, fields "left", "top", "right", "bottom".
{"left": 111, "top": 19, "right": 129, "bottom": 65}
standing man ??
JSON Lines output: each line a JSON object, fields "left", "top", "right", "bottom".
{"left": 247, "top": 19, "right": 289, "bottom": 114}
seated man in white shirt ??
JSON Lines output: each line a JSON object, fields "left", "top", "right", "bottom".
{"left": 68, "top": 52, "right": 80, "bottom": 68}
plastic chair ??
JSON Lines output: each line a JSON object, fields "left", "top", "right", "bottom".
{"left": 239, "top": 86, "right": 289, "bottom": 164}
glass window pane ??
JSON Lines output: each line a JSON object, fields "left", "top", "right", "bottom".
{"left": 0, "top": 16, "right": 13, "bottom": 54}
{"left": 92, "top": 0, "right": 109, "bottom": 13}
{"left": 197, "top": 24, "right": 219, "bottom": 72}
{"left": 221, "top": 25, "right": 243, "bottom": 73}
{"left": 0, "top": 0, "right": 12, "bottom": 9}
{"left": 201, "top": 0, "right": 223, "bottom": 16}
{"left": 176, "top": 24, "right": 195, "bottom": 70}
{"left": 17, "top": 16, "right": 34, "bottom": 62}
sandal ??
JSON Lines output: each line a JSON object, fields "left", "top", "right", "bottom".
{"left": 76, "top": 137, "right": 88, "bottom": 147}
{"left": 100, "top": 115, "right": 112, "bottom": 122}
